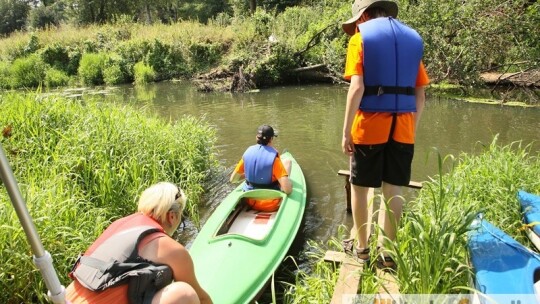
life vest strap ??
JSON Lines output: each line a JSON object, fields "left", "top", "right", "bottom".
{"left": 364, "top": 85, "right": 415, "bottom": 96}
{"left": 246, "top": 180, "right": 280, "bottom": 189}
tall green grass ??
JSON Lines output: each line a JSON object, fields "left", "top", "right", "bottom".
{"left": 284, "top": 137, "right": 539, "bottom": 299}
{"left": 0, "top": 92, "right": 216, "bottom": 302}
{"left": 392, "top": 139, "right": 539, "bottom": 293}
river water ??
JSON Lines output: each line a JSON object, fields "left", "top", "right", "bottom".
{"left": 98, "top": 81, "right": 539, "bottom": 248}
{"left": 86, "top": 81, "right": 539, "bottom": 299}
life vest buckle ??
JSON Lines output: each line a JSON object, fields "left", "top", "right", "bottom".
{"left": 377, "top": 86, "right": 384, "bottom": 96}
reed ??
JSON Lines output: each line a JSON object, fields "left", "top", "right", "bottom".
{"left": 284, "top": 137, "right": 539, "bottom": 299}
{"left": 0, "top": 91, "right": 216, "bottom": 302}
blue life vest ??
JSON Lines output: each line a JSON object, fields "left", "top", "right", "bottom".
{"left": 242, "top": 144, "right": 280, "bottom": 191}
{"left": 358, "top": 17, "right": 423, "bottom": 113}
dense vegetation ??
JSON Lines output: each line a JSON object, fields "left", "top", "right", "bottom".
{"left": 0, "top": 0, "right": 538, "bottom": 91}
{"left": 0, "top": 92, "right": 217, "bottom": 302}
{"left": 284, "top": 139, "right": 540, "bottom": 301}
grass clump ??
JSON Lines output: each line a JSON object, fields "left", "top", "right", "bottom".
{"left": 134, "top": 61, "right": 156, "bottom": 84}
{"left": 285, "top": 137, "right": 539, "bottom": 299}
{"left": 382, "top": 138, "right": 540, "bottom": 294}
{"left": 78, "top": 53, "right": 106, "bottom": 85}
{"left": 44, "top": 68, "right": 70, "bottom": 88}
{"left": 0, "top": 92, "right": 217, "bottom": 303}
{"left": 9, "top": 54, "right": 48, "bottom": 88}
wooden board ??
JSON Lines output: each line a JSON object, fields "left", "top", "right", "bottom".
{"left": 324, "top": 251, "right": 363, "bottom": 304}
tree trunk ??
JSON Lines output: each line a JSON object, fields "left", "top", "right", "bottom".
{"left": 145, "top": 4, "right": 152, "bottom": 24}
{"left": 249, "top": 0, "right": 256, "bottom": 14}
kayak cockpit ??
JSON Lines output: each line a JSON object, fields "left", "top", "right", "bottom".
{"left": 215, "top": 189, "right": 285, "bottom": 241}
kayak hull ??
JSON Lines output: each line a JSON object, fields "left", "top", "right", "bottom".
{"left": 190, "top": 152, "right": 306, "bottom": 304}
{"left": 467, "top": 216, "right": 540, "bottom": 297}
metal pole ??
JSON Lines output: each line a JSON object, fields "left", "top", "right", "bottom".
{"left": 0, "top": 143, "right": 66, "bottom": 304}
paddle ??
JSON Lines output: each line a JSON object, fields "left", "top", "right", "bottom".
{"left": 0, "top": 143, "right": 66, "bottom": 303}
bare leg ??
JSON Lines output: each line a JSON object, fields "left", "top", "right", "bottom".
{"left": 350, "top": 185, "right": 374, "bottom": 250}
{"left": 379, "top": 182, "right": 404, "bottom": 246}
{"left": 152, "top": 282, "right": 200, "bottom": 304}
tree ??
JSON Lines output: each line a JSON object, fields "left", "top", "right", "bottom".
{"left": 0, "top": 0, "right": 31, "bottom": 36}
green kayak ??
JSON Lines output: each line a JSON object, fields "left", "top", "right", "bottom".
{"left": 190, "top": 151, "right": 307, "bottom": 304}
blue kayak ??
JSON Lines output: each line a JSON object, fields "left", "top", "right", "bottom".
{"left": 467, "top": 216, "right": 540, "bottom": 301}
{"left": 519, "top": 190, "right": 540, "bottom": 250}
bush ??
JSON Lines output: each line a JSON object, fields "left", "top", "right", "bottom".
{"left": 188, "top": 42, "right": 224, "bottom": 72}
{"left": 133, "top": 61, "right": 155, "bottom": 84}
{"left": 114, "top": 40, "right": 150, "bottom": 80}
{"left": 0, "top": 61, "right": 12, "bottom": 89}
{"left": 40, "top": 43, "right": 70, "bottom": 72}
{"left": 144, "top": 39, "right": 190, "bottom": 80}
{"left": 78, "top": 53, "right": 105, "bottom": 85}
{"left": 9, "top": 55, "right": 49, "bottom": 88}
{"left": 44, "top": 68, "right": 69, "bottom": 88}
{"left": 0, "top": 92, "right": 217, "bottom": 302}
{"left": 103, "top": 53, "right": 129, "bottom": 85}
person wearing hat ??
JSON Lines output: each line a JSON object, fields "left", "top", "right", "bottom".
{"left": 340, "top": 0, "right": 430, "bottom": 268}
{"left": 230, "top": 125, "right": 292, "bottom": 195}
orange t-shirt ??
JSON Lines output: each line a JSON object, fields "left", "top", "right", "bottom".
{"left": 65, "top": 232, "right": 166, "bottom": 303}
{"left": 344, "top": 32, "right": 430, "bottom": 145}
{"left": 234, "top": 154, "right": 288, "bottom": 182}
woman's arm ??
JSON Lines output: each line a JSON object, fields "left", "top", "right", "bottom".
{"left": 141, "top": 237, "right": 213, "bottom": 304}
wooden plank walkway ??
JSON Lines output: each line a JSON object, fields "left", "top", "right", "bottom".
{"left": 324, "top": 250, "right": 402, "bottom": 304}
{"left": 375, "top": 268, "right": 400, "bottom": 303}
{"left": 324, "top": 251, "right": 363, "bottom": 304}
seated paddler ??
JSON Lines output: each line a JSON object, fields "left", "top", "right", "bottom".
{"left": 230, "top": 125, "right": 292, "bottom": 195}
{"left": 65, "top": 182, "right": 213, "bottom": 304}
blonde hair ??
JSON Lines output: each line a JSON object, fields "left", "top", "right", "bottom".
{"left": 137, "top": 182, "right": 187, "bottom": 224}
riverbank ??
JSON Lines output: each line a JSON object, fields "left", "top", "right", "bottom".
{"left": 0, "top": 0, "right": 538, "bottom": 94}
{"left": 0, "top": 92, "right": 217, "bottom": 302}
{"left": 281, "top": 139, "right": 540, "bottom": 302}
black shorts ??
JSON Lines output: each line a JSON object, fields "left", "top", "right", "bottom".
{"left": 350, "top": 140, "right": 414, "bottom": 187}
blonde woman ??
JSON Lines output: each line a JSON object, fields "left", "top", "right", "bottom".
{"left": 66, "top": 182, "right": 212, "bottom": 304}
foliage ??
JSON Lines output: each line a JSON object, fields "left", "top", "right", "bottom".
{"left": 133, "top": 61, "right": 156, "bottom": 84}
{"left": 187, "top": 41, "right": 225, "bottom": 72}
{"left": 78, "top": 52, "right": 105, "bottom": 85}
{"left": 175, "top": 0, "right": 228, "bottom": 23}
{"left": 103, "top": 53, "right": 128, "bottom": 85}
{"left": 144, "top": 39, "right": 183, "bottom": 80}
{"left": 66, "top": 47, "right": 82, "bottom": 76}
{"left": 0, "top": 0, "right": 30, "bottom": 36}
{"left": 27, "top": 1, "right": 65, "bottom": 30}
{"left": 283, "top": 138, "right": 540, "bottom": 299}
{"left": 393, "top": 138, "right": 539, "bottom": 293}
{"left": 0, "top": 92, "right": 217, "bottom": 302}
{"left": 23, "top": 33, "right": 40, "bottom": 55}
{"left": 0, "top": 1, "right": 537, "bottom": 88}
{"left": 9, "top": 54, "right": 48, "bottom": 88}
{"left": 397, "top": 0, "right": 540, "bottom": 85}
{"left": 40, "top": 42, "right": 70, "bottom": 72}
{"left": 44, "top": 67, "right": 70, "bottom": 87}
{"left": 0, "top": 60, "right": 11, "bottom": 89}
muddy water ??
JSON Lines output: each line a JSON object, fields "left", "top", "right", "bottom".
{"left": 98, "top": 81, "right": 539, "bottom": 248}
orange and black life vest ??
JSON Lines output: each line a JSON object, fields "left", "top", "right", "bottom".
{"left": 69, "top": 213, "right": 172, "bottom": 304}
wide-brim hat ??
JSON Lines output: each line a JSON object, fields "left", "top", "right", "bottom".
{"left": 342, "top": 0, "right": 398, "bottom": 36}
